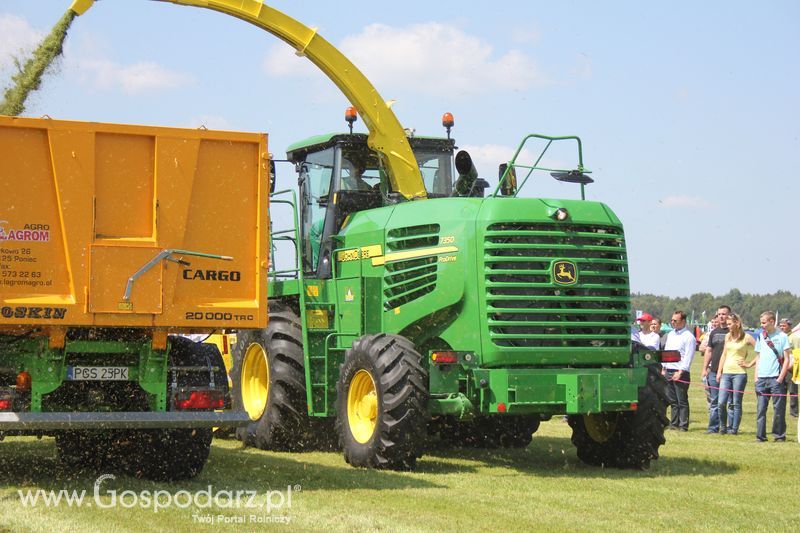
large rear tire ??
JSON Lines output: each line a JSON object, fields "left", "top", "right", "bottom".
{"left": 336, "top": 334, "right": 428, "bottom": 470}
{"left": 123, "top": 428, "right": 213, "bottom": 481}
{"left": 231, "top": 302, "right": 311, "bottom": 451}
{"left": 115, "top": 337, "right": 224, "bottom": 480}
{"left": 568, "top": 365, "right": 668, "bottom": 469}
{"left": 55, "top": 431, "right": 112, "bottom": 470}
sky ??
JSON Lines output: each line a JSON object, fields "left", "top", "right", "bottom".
{"left": 1, "top": 0, "right": 798, "bottom": 297}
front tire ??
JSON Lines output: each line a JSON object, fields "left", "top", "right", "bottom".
{"left": 336, "top": 334, "right": 428, "bottom": 470}
{"left": 231, "top": 302, "right": 310, "bottom": 451}
{"left": 568, "top": 365, "right": 668, "bottom": 469}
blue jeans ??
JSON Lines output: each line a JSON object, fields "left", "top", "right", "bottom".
{"left": 718, "top": 373, "right": 747, "bottom": 434}
{"left": 755, "top": 377, "right": 786, "bottom": 441}
{"left": 705, "top": 372, "right": 721, "bottom": 432}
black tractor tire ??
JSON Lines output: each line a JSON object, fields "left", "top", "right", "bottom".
{"left": 568, "top": 364, "right": 668, "bottom": 469}
{"left": 231, "top": 302, "right": 311, "bottom": 451}
{"left": 336, "top": 334, "right": 428, "bottom": 470}
{"left": 55, "top": 431, "right": 113, "bottom": 470}
{"left": 121, "top": 336, "right": 225, "bottom": 480}
{"left": 121, "top": 428, "right": 214, "bottom": 481}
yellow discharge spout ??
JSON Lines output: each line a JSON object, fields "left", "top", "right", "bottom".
{"left": 69, "top": 0, "right": 95, "bottom": 16}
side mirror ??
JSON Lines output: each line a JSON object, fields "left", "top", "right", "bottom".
{"left": 269, "top": 160, "right": 277, "bottom": 194}
{"left": 499, "top": 163, "right": 517, "bottom": 196}
{"left": 550, "top": 170, "right": 593, "bottom": 184}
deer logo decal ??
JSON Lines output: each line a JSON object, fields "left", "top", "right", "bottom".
{"left": 552, "top": 260, "right": 578, "bottom": 286}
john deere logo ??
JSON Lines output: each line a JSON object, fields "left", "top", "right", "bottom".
{"left": 552, "top": 260, "right": 578, "bottom": 285}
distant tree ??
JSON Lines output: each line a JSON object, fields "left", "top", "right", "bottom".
{"left": 632, "top": 290, "right": 800, "bottom": 329}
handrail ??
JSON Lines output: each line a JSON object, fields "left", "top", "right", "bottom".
{"left": 492, "top": 134, "right": 589, "bottom": 200}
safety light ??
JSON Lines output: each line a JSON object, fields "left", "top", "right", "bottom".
{"left": 660, "top": 350, "right": 681, "bottom": 363}
{"left": 174, "top": 390, "right": 225, "bottom": 410}
{"left": 497, "top": 403, "right": 507, "bottom": 413}
{"left": 442, "top": 112, "right": 454, "bottom": 139}
{"left": 553, "top": 207, "right": 569, "bottom": 221}
{"left": 345, "top": 106, "right": 358, "bottom": 133}
{"left": 16, "top": 371, "right": 31, "bottom": 391}
{"left": 630, "top": 403, "right": 638, "bottom": 411}
{"left": 0, "top": 390, "right": 13, "bottom": 411}
{"left": 431, "top": 351, "right": 458, "bottom": 364}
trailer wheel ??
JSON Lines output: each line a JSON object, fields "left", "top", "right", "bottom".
{"left": 120, "top": 427, "right": 213, "bottom": 481}
{"left": 231, "top": 302, "right": 310, "bottom": 451}
{"left": 55, "top": 431, "right": 112, "bottom": 470}
{"left": 569, "top": 365, "right": 668, "bottom": 469}
{"left": 336, "top": 334, "right": 428, "bottom": 470}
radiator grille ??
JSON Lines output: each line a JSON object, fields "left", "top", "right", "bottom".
{"left": 484, "top": 222, "right": 630, "bottom": 348}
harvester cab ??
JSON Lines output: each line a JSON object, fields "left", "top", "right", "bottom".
{"left": 287, "top": 127, "right": 456, "bottom": 279}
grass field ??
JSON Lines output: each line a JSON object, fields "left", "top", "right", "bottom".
{"left": 1, "top": 356, "right": 798, "bottom": 532}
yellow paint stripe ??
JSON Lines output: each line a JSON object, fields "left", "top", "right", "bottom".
{"left": 371, "top": 246, "right": 458, "bottom": 266}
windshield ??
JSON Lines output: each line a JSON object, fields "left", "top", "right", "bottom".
{"left": 337, "top": 141, "right": 453, "bottom": 198}
{"left": 413, "top": 148, "right": 453, "bottom": 198}
{"left": 339, "top": 143, "right": 382, "bottom": 192}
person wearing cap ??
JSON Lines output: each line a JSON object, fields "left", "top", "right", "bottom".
{"left": 778, "top": 318, "right": 798, "bottom": 418}
{"left": 662, "top": 310, "right": 697, "bottom": 431}
{"left": 635, "top": 312, "right": 659, "bottom": 349}
{"left": 701, "top": 305, "right": 731, "bottom": 434}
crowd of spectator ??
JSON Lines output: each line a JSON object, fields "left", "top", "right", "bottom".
{"left": 631, "top": 307, "right": 799, "bottom": 442}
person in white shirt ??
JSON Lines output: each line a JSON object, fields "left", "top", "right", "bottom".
{"left": 638, "top": 315, "right": 661, "bottom": 350}
{"left": 631, "top": 312, "right": 656, "bottom": 347}
{"left": 662, "top": 310, "right": 697, "bottom": 431}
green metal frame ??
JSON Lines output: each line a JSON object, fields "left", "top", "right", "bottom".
{"left": 494, "top": 134, "right": 589, "bottom": 200}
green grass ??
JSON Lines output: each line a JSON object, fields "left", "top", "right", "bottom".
{"left": 1, "top": 356, "right": 798, "bottom": 532}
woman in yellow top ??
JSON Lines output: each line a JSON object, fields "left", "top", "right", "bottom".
{"left": 716, "top": 313, "right": 757, "bottom": 435}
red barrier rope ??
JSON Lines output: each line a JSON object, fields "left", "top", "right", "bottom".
{"left": 670, "top": 378, "right": 799, "bottom": 398}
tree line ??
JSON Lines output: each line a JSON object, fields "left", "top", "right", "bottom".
{"left": 632, "top": 290, "right": 800, "bottom": 328}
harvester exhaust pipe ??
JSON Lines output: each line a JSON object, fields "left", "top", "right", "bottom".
{"left": 453, "top": 150, "right": 487, "bottom": 197}
{"left": 69, "top": 0, "right": 95, "bottom": 15}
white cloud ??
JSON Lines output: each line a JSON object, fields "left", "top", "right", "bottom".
{"left": 659, "top": 195, "right": 711, "bottom": 209}
{"left": 0, "top": 14, "right": 44, "bottom": 71}
{"left": 263, "top": 22, "right": 546, "bottom": 96}
{"left": 74, "top": 59, "right": 193, "bottom": 94}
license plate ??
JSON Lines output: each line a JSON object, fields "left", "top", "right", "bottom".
{"left": 67, "top": 366, "right": 130, "bottom": 381}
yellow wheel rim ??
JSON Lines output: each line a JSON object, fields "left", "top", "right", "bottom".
{"left": 347, "top": 370, "right": 378, "bottom": 444}
{"left": 583, "top": 413, "right": 618, "bottom": 443}
{"left": 241, "top": 343, "right": 269, "bottom": 421}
